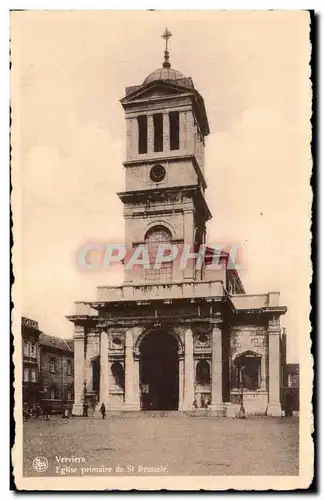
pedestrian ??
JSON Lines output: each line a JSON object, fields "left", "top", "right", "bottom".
{"left": 43, "top": 405, "right": 50, "bottom": 421}
{"left": 23, "top": 402, "right": 29, "bottom": 422}
{"left": 205, "top": 397, "right": 211, "bottom": 409}
{"left": 62, "top": 403, "right": 70, "bottom": 419}
{"left": 35, "top": 404, "right": 41, "bottom": 418}
{"left": 100, "top": 402, "right": 106, "bottom": 419}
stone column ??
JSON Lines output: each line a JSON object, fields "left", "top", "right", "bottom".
{"left": 183, "top": 210, "right": 195, "bottom": 281}
{"left": 261, "top": 354, "right": 266, "bottom": 390}
{"left": 186, "top": 111, "right": 195, "bottom": 155}
{"left": 134, "top": 356, "right": 141, "bottom": 410}
{"left": 163, "top": 113, "right": 169, "bottom": 152}
{"left": 72, "top": 336, "right": 85, "bottom": 416}
{"left": 210, "top": 322, "right": 224, "bottom": 413}
{"left": 183, "top": 328, "right": 195, "bottom": 410}
{"left": 99, "top": 331, "right": 109, "bottom": 407}
{"left": 85, "top": 358, "right": 93, "bottom": 393}
{"left": 147, "top": 114, "right": 154, "bottom": 154}
{"left": 179, "top": 111, "right": 187, "bottom": 151}
{"left": 126, "top": 118, "right": 132, "bottom": 160}
{"left": 124, "top": 329, "right": 137, "bottom": 410}
{"left": 267, "top": 328, "right": 282, "bottom": 416}
{"left": 132, "top": 117, "right": 139, "bottom": 158}
{"left": 178, "top": 356, "right": 184, "bottom": 410}
{"left": 85, "top": 335, "right": 93, "bottom": 393}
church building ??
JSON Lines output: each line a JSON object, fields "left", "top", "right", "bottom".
{"left": 68, "top": 30, "right": 287, "bottom": 417}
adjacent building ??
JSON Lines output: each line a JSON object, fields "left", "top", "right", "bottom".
{"left": 283, "top": 364, "right": 300, "bottom": 389}
{"left": 39, "top": 334, "right": 74, "bottom": 413}
{"left": 21, "top": 317, "right": 74, "bottom": 412}
{"left": 22, "top": 317, "right": 41, "bottom": 408}
{"left": 68, "top": 32, "right": 289, "bottom": 417}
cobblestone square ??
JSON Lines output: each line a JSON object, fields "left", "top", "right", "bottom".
{"left": 23, "top": 415, "right": 299, "bottom": 477}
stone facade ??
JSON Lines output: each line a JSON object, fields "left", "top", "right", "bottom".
{"left": 21, "top": 317, "right": 74, "bottom": 413}
{"left": 22, "top": 317, "right": 41, "bottom": 408}
{"left": 39, "top": 334, "right": 74, "bottom": 412}
{"left": 68, "top": 47, "right": 287, "bottom": 417}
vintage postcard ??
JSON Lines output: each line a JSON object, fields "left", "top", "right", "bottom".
{"left": 11, "top": 10, "right": 313, "bottom": 490}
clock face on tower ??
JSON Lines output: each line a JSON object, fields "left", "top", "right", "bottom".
{"left": 150, "top": 164, "right": 166, "bottom": 183}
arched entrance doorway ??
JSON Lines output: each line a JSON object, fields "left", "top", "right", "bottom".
{"left": 139, "top": 330, "right": 179, "bottom": 411}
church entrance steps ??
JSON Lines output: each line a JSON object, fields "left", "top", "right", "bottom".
{"left": 88, "top": 409, "right": 227, "bottom": 419}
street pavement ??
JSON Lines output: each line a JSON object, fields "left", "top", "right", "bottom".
{"left": 23, "top": 414, "right": 299, "bottom": 477}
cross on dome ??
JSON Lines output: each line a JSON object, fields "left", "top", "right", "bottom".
{"left": 161, "top": 28, "right": 172, "bottom": 68}
{"left": 142, "top": 29, "right": 187, "bottom": 85}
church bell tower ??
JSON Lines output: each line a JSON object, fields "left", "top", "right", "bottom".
{"left": 119, "top": 29, "right": 211, "bottom": 284}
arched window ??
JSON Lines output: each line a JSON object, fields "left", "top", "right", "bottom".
{"left": 232, "top": 351, "right": 261, "bottom": 391}
{"left": 196, "top": 360, "right": 211, "bottom": 385}
{"left": 111, "top": 362, "right": 125, "bottom": 389}
{"left": 144, "top": 225, "right": 173, "bottom": 281}
{"left": 50, "top": 387, "right": 56, "bottom": 400}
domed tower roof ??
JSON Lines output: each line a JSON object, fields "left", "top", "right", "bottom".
{"left": 143, "top": 67, "right": 185, "bottom": 85}
{"left": 143, "top": 28, "right": 186, "bottom": 85}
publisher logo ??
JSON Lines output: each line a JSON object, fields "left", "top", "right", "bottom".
{"left": 32, "top": 456, "right": 48, "bottom": 472}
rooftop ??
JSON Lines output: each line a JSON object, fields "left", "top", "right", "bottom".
{"left": 39, "top": 333, "right": 74, "bottom": 353}
{"left": 143, "top": 67, "right": 185, "bottom": 85}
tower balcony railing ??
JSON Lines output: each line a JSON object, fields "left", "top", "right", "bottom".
{"left": 96, "top": 280, "right": 224, "bottom": 303}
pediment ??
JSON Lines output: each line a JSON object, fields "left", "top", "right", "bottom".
{"left": 121, "top": 81, "right": 192, "bottom": 104}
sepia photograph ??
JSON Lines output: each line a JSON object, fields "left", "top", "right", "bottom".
{"left": 11, "top": 9, "right": 313, "bottom": 490}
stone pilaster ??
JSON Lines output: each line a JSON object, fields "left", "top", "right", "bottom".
{"left": 186, "top": 111, "right": 195, "bottom": 155}
{"left": 134, "top": 356, "right": 141, "bottom": 410}
{"left": 72, "top": 335, "right": 85, "bottom": 416}
{"left": 261, "top": 353, "right": 266, "bottom": 390}
{"left": 179, "top": 111, "right": 187, "bottom": 151}
{"left": 85, "top": 358, "right": 93, "bottom": 394}
{"left": 124, "top": 329, "right": 138, "bottom": 410}
{"left": 183, "top": 210, "right": 195, "bottom": 281}
{"left": 178, "top": 356, "right": 184, "bottom": 410}
{"left": 210, "top": 321, "right": 224, "bottom": 413}
{"left": 183, "top": 328, "right": 194, "bottom": 409}
{"left": 99, "top": 331, "right": 109, "bottom": 407}
{"left": 126, "top": 118, "right": 132, "bottom": 160}
{"left": 147, "top": 114, "right": 154, "bottom": 154}
{"left": 267, "top": 327, "right": 282, "bottom": 416}
{"left": 85, "top": 334, "right": 94, "bottom": 393}
{"left": 163, "top": 113, "right": 169, "bottom": 152}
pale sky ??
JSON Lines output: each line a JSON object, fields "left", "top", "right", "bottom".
{"left": 12, "top": 10, "right": 311, "bottom": 362}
